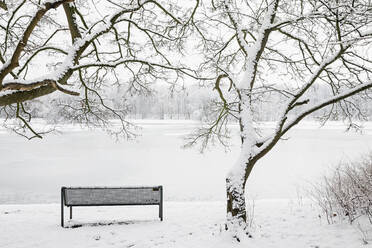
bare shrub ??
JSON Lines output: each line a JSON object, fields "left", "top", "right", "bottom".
{"left": 310, "top": 153, "right": 372, "bottom": 225}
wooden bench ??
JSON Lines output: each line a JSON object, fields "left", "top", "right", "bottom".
{"left": 61, "top": 186, "right": 163, "bottom": 227}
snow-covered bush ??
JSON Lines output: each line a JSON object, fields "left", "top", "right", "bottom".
{"left": 311, "top": 153, "right": 372, "bottom": 225}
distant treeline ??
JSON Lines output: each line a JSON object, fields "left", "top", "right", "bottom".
{"left": 2, "top": 84, "right": 372, "bottom": 122}
{"left": 124, "top": 84, "right": 372, "bottom": 122}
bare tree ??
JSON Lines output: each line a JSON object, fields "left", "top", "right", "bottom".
{"left": 0, "top": 0, "right": 201, "bottom": 139}
{"left": 188, "top": 0, "right": 372, "bottom": 240}
{"left": 2, "top": 0, "right": 372, "bottom": 241}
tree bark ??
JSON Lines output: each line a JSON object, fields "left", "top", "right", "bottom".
{"left": 225, "top": 154, "right": 256, "bottom": 240}
{"left": 226, "top": 177, "right": 246, "bottom": 224}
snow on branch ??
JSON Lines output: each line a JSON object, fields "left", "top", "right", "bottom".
{"left": 0, "top": 79, "right": 79, "bottom": 106}
{"left": 253, "top": 49, "right": 347, "bottom": 151}
{"left": 0, "top": 0, "right": 74, "bottom": 88}
{"left": 225, "top": 0, "right": 278, "bottom": 90}
{"left": 285, "top": 49, "right": 345, "bottom": 113}
{"left": 0, "top": 0, "right": 201, "bottom": 139}
{"left": 0, "top": 2, "right": 148, "bottom": 106}
{"left": 281, "top": 81, "right": 372, "bottom": 136}
{"left": 256, "top": 81, "right": 372, "bottom": 157}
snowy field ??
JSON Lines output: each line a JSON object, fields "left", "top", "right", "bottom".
{"left": 1, "top": 120, "right": 372, "bottom": 247}
{"left": 1, "top": 200, "right": 371, "bottom": 248}
{"left": 1, "top": 120, "right": 372, "bottom": 203}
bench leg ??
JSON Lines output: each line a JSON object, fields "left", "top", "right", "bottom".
{"left": 159, "top": 204, "right": 163, "bottom": 221}
{"left": 61, "top": 188, "right": 64, "bottom": 227}
{"left": 159, "top": 186, "right": 163, "bottom": 221}
{"left": 70, "top": 206, "right": 72, "bottom": 220}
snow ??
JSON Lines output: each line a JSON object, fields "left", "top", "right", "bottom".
{"left": 0, "top": 3, "right": 141, "bottom": 94}
{"left": 224, "top": 3, "right": 279, "bottom": 221}
{"left": 0, "top": 200, "right": 370, "bottom": 247}
{"left": 0, "top": 89, "right": 18, "bottom": 97}
{"left": 1, "top": 120, "right": 372, "bottom": 246}
{"left": 0, "top": 60, "right": 10, "bottom": 75}
{"left": 225, "top": 2, "right": 277, "bottom": 197}
{"left": 234, "top": 1, "right": 276, "bottom": 90}
{"left": 1, "top": 120, "right": 372, "bottom": 204}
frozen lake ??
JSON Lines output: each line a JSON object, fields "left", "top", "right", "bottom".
{"left": 1, "top": 120, "right": 372, "bottom": 203}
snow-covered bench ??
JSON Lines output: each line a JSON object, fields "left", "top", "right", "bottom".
{"left": 60, "top": 186, "right": 163, "bottom": 227}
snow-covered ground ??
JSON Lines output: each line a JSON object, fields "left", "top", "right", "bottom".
{"left": 1, "top": 200, "right": 371, "bottom": 248}
{"left": 1, "top": 120, "right": 372, "bottom": 247}
{"left": 1, "top": 120, "right": 372, "bottom": 203}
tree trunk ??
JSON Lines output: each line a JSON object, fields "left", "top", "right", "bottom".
{"left": 225, "top": 92, "right": 257, "bottom": 240}
{"left": 225, "top": 158, "right": 256, "bottom": 240}
{"left": 226, "top": 178, "right": 246, "bottom": 224}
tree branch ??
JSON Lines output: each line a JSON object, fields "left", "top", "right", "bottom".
{"left": 0, "top": 0, "right": 74, "bottom": 88}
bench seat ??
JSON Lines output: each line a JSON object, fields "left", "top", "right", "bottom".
{"left": 61, "top": 186, "right": 163, "bottom": 227}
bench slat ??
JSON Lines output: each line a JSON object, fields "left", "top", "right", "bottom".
{"left": 64, "top": 187, "right": 161, "bottom": 206}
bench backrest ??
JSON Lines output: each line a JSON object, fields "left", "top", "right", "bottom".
{"left": 62, "top": 186, "right": 162, "bottom": 206}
